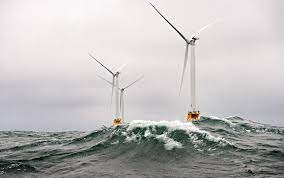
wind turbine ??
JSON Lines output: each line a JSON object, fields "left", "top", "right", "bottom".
{"left": 119, "top": 76, "right": 144, "bottom": 122}
{"left": 98, "top": 75, "right": 144, "bottom": 123}
{"left": 149, "top": 2, "right": 218, "bottom": 121}
{"left": 89, "top": 53, "right": 127, "bottom": 125}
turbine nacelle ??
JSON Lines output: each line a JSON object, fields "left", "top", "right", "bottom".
{"left": 189, "top": 36, "right": 199, "bottom": 45}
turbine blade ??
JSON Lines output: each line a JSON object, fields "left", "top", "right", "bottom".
{"left": 97, "top": 75, "right": 114, "bottom": 105}
{"left": 179, "top": 43, "right": 189, "bottom": 95}
{"left": 149, "top": 2, "right": 188, "bottom": 43}
{"left": 97, "top": 75, "right": 112, "bottom": 86}
{"left": 124, "top": 76, "right": 144, "bottom": 90}
{"left": 116, "top": 63, "right": 128, "bottom": 72}
{"left": 191, "top": 19, "right": 220, "bottom": 38}
{"left": 89, "top": 53, "right": 114, "bottom": 75}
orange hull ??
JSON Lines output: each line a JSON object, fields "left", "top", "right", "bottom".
{"left": 186, "top": 111, "right": 200, "bottom": 121}
{"left": 113, "top": 118, "right": 123, "bottom": 125}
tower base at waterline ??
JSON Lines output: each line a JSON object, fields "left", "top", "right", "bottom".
{"left": 186, "top": 111, "right": 200, "bottom": 121}
{"left": 113, "top": 118, "right": 123, "bottom": 125}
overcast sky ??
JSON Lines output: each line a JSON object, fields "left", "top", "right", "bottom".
{"left": 0, "top": 0, "right": 283, "bottom": 131}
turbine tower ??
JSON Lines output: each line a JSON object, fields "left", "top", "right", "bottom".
{"left": 89, "top": 53, "right": 127, "bottom": 125}
{"left": 98, "top": 75, "right": 144, "bottom": 123}
{"left": 119, "top": 76, "right": 144, "bottom": 122}
{"left": 149, "top": 2, "right": 218, "bottom": 121}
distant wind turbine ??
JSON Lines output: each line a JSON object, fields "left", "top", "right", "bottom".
{"left": 119, "top": 76, "right": 144, "bottom": 121}
{"left": 89, "top": 53, "right": 127, "bottom": 125}
{"left": 98, "top": 75, "right": 144, "bottom": 123}
{"left": 149, "top": 2, "right": 219, "bottom": 121}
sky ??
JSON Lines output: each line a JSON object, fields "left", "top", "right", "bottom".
{"left": 0, "top": 0, "right": 283, "bottom": 131}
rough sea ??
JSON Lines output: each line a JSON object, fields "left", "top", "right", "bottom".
{"left": 0, "top": 116, "right": 283, "bottom": 177}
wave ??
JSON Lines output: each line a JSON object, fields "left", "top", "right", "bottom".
{"left": 61, "top": 117, "right": 283, "bottom": 159}
{"left": 2, "top": 117, "right": 282, "bottom": 157}
{"left": 124, "top": 120, "right": 234, "bottom": 150}
{"left": 196, "top": 116, "right": 284, "bottom": 135}
{"left": 60, "top": 119, "right": 236, "bottom": 161}
{"left": 0, "top": 116, "right": 283, "bottom": 176}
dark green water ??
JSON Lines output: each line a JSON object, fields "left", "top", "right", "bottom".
{"left": 0, "top": 116, "right": 283, "bottom": 177}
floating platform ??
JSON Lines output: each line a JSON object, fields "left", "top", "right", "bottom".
{"left": 186, "top": 111, "right": 200, "bottom": 121}
{"left": 113, "top": 118, "right": 123, "bottom": 125}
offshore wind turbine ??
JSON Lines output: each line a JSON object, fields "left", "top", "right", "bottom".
{"left": 98, "top": 75, "right": 144, "bottom": 123}
{"left": 89, "top": 53, "right": 127, "bottom": 125}
{"left": 149, "top": 2, "right": 218, "bottom": 121}
{"left": 119, "top": 76, "right": 144, "bottom": 122}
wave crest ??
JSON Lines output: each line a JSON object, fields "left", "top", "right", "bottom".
{"left": 119, "top": 120, "right": 234, "bottom": 151}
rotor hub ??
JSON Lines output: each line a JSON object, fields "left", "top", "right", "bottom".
{"left": 189, "top": 37, "right": 199, "bottom": 45}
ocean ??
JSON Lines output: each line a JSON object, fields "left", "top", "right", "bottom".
{"left": 0, "top": 116, "right": 283, "bottom": 177}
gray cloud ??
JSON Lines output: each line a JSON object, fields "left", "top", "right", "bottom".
{"left": 0, "top": 0, "right": 283, "bottom": 131}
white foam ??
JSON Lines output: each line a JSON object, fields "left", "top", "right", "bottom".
{"left": 127, "top": 120, "right": 201, "bottom": 133}
{"left": 156, "top": 133, "right": 183, "bottom": 150}
{"left": 144, "top": 129, "right": 152, "bottom": 137}
{"left": 125, "top": 133, "right": 138, "bottom": 142}
{"left": 126, "top": 120, "right": 233, "bottom": 148}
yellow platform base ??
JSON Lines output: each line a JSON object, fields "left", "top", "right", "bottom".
{"left": 113, "top": 118, "right": 123, "bottom": 125}
{"left": 186, "top": 111, "right": 200, "bottom": 121}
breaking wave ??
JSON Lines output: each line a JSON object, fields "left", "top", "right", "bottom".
{"left": 0, "top": 116, "right": 283, "bottom": 177}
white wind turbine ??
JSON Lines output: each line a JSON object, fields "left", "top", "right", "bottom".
{"left": 119, "top": 76, "right": 144, "bottom": 121}
{"left": 89, "top": 53, "right": 127, "bottom": 124}
{"left": 98, "top": 75, "right": 144, "bottom": 123}
{"left": 149, "top": 2, "right": 218, "bottom": 121}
